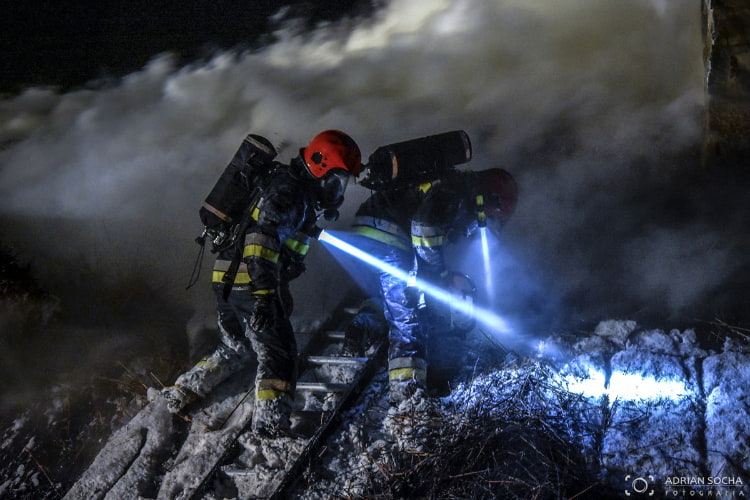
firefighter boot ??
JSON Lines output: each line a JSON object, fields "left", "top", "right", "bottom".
{"left": 389, "top": 379, "right": 427, "bottom": 406}
{"left": 388, "top": 357, "right": 427, "bottom": 406}
{"left": 161, "top": 385, "right": 199, "bottom": 414}
{"left": 251, "top": 392, "right": 295, "bottom": 439}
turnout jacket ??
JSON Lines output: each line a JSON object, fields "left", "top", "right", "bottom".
{"left": 352, "top": 170, "right": 480, "bottom": 380}
{"left": 212, "top": 158, "right": 318, "bottom": 294}
{"left": 354, "top": 170, "right": 479, "bottom": 282}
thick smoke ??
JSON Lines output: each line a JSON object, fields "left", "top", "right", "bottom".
{"left": 0, "top": 0, "right": 741, "bottom": 397}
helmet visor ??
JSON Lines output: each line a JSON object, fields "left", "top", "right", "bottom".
{"left": 318, "top": 169, "right": 350, "bottom": 209}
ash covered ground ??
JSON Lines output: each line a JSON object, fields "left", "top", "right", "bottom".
{"left": 5, "top": 313, "right": 750, "bottom": 499}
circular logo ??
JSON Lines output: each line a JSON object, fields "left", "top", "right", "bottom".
{"left": 624, "top": 474, "right": 655, "bottom": 496}
{"left": 632, "top": 477, "right": 650, "bottom": 493}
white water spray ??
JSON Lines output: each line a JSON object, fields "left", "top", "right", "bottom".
{"left": 480, "top": 227, "right": 495, "bottom": 302}
{"left": 318, "top": 229, "right": 514, "bottom": 335}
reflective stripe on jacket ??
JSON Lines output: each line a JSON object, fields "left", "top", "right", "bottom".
{"left": 352, "top": 215, "right": 411, "bottom": 251}
{"left": 211, "top": 160, "right": 317, "bottom": 292}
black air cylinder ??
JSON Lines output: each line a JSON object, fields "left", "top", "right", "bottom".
{"left": 202, "top": 134, "right": 277, "bottom": 224}
{"left": 361, "top": 130, "right": 472, "bottom": 190}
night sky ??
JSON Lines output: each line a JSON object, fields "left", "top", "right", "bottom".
{"left": 1, "top": 0, "right": 377, "bottom": 93}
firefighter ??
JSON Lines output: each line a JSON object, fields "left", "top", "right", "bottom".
{"left": 351, "top": 167, "right": 518, "bottom": 405}
{"left": 163, "top": 130, "right": 362, "bottom": 438}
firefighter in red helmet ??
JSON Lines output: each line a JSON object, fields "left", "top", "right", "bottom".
{"left": 349, "top": 134, "right": 518, "bottom": 405}
{"left": 163, "top": 130, "right": 361, "bottom": 438}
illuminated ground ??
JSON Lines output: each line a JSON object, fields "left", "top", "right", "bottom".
{"left": 297, "top": 320, "right": 750, "bottom": 498}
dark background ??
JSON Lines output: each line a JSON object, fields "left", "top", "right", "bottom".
{"left": 1, "top": 0, "right": 379, "bottom": 93}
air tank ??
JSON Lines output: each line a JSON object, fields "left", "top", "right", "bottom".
{"left": 360, "top": 130, "right": 472, "bottom": 190}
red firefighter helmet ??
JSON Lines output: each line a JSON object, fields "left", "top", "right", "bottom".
{"left": 475, "top": 168, "right": 518, "bottom": 233}
{"left": 302, "top": 130, "right": 362, "bottom": 178}
{"left": 301, "top": 130, "right": 362, "bottom": 210}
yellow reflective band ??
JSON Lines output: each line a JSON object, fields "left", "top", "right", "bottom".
{"left": 256, "top": 389, "right": 285, "bottom": 401}
{"left": 243, "top": 233, "right": 280, "bottom": 263}
{"left": 353, "top": 216, "right": 408, "bottom": 238}
{"left": 353, "top": 225, "right": 411, "bottom": 251}
{"left": 243, "top": 244, "right": 280, "bottom": 263}
{"left": 212, "top": 270, "right": 251, "bottom": 284}
{"left": 250, "top": 289, "right": 275, "bottom": 296}
{"left": 476, "top": 194, "right": 487, "bottom": 225}
{"left": 418, "top": 182, "right": 433, "bottom": 193}
{"left": 389, "top": 368, "right": 427, "bottom": 382}
{"left": 251, "top": 206, "right": 260, "bottom": 221}
{"left": 212, "top": 261, "right": 251, "bottom": 284}
{"left": 284, "top": 237, "right": 310, "bottom": 256}
{"left": 195, "top": 359, "right": 218, "bottom": 372}
{"left": 412, "top": 234, "right": 445, "bottom": 248}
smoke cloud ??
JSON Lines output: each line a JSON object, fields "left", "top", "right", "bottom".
{"left": 1, "top": 0, "right": 744, "bottom": 396}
